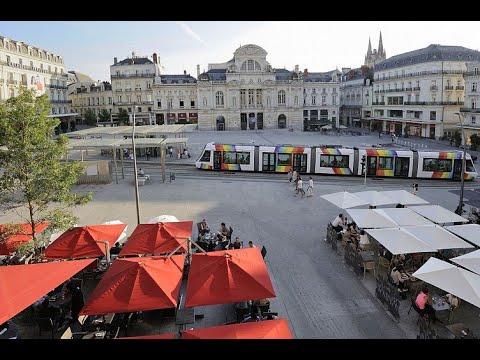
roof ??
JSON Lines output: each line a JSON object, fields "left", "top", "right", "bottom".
{"left": 160, "top": 74, "right": 197, "bottom": 84}
{"left": 375, "top": 44, "right": 480, "bottom": 71}
{"left": 304, "top": 72, "right": 332, "bottom": 82}
{"left": 68, "top": 71, "right": 95, "bottom": 83}
{"left": 274, "top": 68, "right": 293, "bottom": 81}
{"left": 198, "top": 68, "right": 227, "bottom": 81}
{"left": 113, "top": 57, "right": 153, "bottom": 66}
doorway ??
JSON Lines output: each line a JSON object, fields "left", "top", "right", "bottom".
{"left": 293, "top": 154, "right": 307, "bottom": 173}
{"left": 213, "top": 151, "right": 222, "bottom": 170}
{"left": 394, "top": 157, "right": 410, "bottom": 177}
{"left": 367, "top": 156, "right": 377, "bottom": 176}
{"left": 262, "top": 153, "right": 276, "bottom": 172}
{"left": 216, "top": 116, "right": 225, "bottom": 131}
{"left": 453, "top": 159, "right": 462, "bottom": 180}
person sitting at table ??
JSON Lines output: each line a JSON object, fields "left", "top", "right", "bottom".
{"left": 199, "top": 219, "right": 210, "bottom": 235}
{"left": 390, "top": 264, "right": 409, "bottom": 295}
{"left": 358, "top": 230, "right": 370, "bottom": 250}
{"left": 110, "top": 242, "right": 122, "bottom": 255}
{"left": 233, "top": 237, "right": 242, "bottom": 249}
{"left": 332, "top": 214, "right": 345, "bottom": 233}
{"left": 248, "top": 240, "right": 256, "bottom": 248}
{"left": 217, "top": 222, "right": 229, "bottom": 241}
{"left": 38, "top": 298, "right": 64, "bottom": 327}
{"left": 444, "top": 293, "right": 459, "bottom": 310}
{"left": 66, "top": 281, "right": 85, "bottom": 323}
{"left": 138, "top": 168, "right": 145, "bottom": 177}
{"left": 415, "top": 285, "right": 436, "bottom": 321}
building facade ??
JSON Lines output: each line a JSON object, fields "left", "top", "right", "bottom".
{"left": 460, "top": 61, "right": 480, "bottom": 141}
{"left": 69, "top": 79, "right": 113, "bottom": 123}
{"left": 0, "top": 35, "right": 72, "bottom": 120}
{"left": 196, "top": 44, "right": 340, "bottom": 131}
{"left": 371, "top": 44, "right": 480, "bottom": 138}
{"left": 340, "top": 65, "right": 373, "bottom": 129}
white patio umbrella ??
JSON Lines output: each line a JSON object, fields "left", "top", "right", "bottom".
{"left": 365, "top": 228, "right": 436, "bottom": 255}
{"left": 346, "top": 209, "right": 399, "bottom": 228}
{"left": 403, "top": 225, "right": 474, "bottom": 250}
{"left": 451, "top": 250, "right": 480, "bottom": 276}
{"left": 338, "top": 125, "right": 348, "bottom": 129}
{"left": 444, "top": 224, "right": 480, "bottom": 247}
{"left": 413, "top": 257, "right": 480, "bottom": 309}
{"left": 321, "top": 125, "right": 332, "bottom": 130}
{"left": 321, "top": 191, "right": 368, "bottom": 209}
{"left": 380, "top": 190, "right": 429, "bottom": 206}
{"left": 409, "top": 205, "right": 469, "bottom": 225}
{"left": 374, "top": 208, "right": 433, "bottom": 226}
{"left": 351, "top": 190, "right": 398, "bottom": 207}
{"left": 148, "top": 215, "right": 179, "bottom": 223}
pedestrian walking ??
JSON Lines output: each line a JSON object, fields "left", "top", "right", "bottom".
{"left": 288, "top": 169, "right": 293, "bottom": 183}
{"left": 292, "top": 170, "right": 298, "bottom": 187}
{"left": 146, "top": 150, "right": 151, "bottom": 161}
{"left": 169, "top": 147, "right": 173, "bottom": 158}
{"left": 412, "top": 182, "right": 419, "bottom": 195}
{"left": 306, "top": 176, "right": 314, "bottom": 197}
{"left": 297, "top": 176, "right": 305, "bottom": 198}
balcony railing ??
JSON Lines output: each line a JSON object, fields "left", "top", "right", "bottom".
{"left": 413, "top": 87, "right": 421, "bottom": 91}
{"left": 48, "top": 84, "right": 68, "bottom": 90}
{"left": 405, "top": 87, "right": 413, "bottom": 91}
{"left": 375, "top": 69, "right": 465, "bottom": 82}
{"left": 464, "top": 71, "right": 480, "bottom": 77}
{"left": 111, "top": 73, "right": 155, "bottom": 79}
{"left": 115, "top": 89, "right": 123, "bottom": 92}
{"left": 430, "top": 86, "right": 438, "bottom": 91}
{"left": 7, "top": 79, "right": 17, "bottom": 85}
{"left": 456, "top": 86, "right": 465, "bottom": 90}
{"left": 445, "top": 86, "right": 454, "bottom": 90}
{"left": 50, "top": 100, "right": 72, "bottom": 104}
{"left": 460, "top": 107, "right": 480, "bottom": 113}
{"left": 372, "top": 102, "right": 385, "bottom": 105}
{"left": 404, "top": 101, "right": 464, "bottom": 106}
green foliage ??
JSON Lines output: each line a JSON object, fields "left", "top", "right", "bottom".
{"left": 98, "top": 109, "right": 111, "bottom": 122}
{"left": 84, "top": 108, "right": 97, "bottom": 126}
{"left": 0, "top": 88, "right": 92, "bottom": 254}
{"left": 118, "top": 108, "right": 130, "bottom": 125}
{"left": 452, "top": 131, "right": 462, "bottom": 148}
{"left": 470, "top": 133, "right": 480, "bottom": 151}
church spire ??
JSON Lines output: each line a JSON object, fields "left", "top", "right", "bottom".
{"left": 378, "top": 31, "right": 384, "bottom": 55}
{"left": 367, "top": 37, "right": 372, "bottom": 55}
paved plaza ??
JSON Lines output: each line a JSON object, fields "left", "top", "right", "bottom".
{"left": 4, "top": 129, "right": 480, "bottom": 339}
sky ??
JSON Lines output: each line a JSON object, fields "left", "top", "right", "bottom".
{"left": 0, "top": 21, "right": 479, "bottom": 82}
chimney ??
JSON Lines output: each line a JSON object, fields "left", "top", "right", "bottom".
{"left": 303, "top": 68, "right": 308, "bottom": 76}
{"left": 184, "top": 70, "right": 187, "bottom": 75}
{"left": 197, "top": 64, "right": 200, "bottom": 78}
{"left": 114, "top": 57, "right": 117, "bottom": 65}
{"left": 152, "top": 53, "right": 158, "bottom": 64}
{"left": 295, "top": 64, "right": 299, "bottom": 73}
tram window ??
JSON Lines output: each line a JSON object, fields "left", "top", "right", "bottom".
{"left": 223, "top": 152, "right": 237, "bottom": 164}
{"left": 278, "top": 153, "right": 291, "bottom": 166}
{"left": 423, "top": 158, "right": 452, "bottom": 172}
{"left": 466, "top": 160, "right": 476, "bottom": 172}
{"left": 320, "top": 154, "right": 349, "bottom": 168}
{"left": 378, "top": 157, "right": 393, "bottom": 170}
{"left": 200, "top": 150, "right": 211, "bottom": 162}
{"left": 236, "top": 152, "right": 250, "bottom": 165}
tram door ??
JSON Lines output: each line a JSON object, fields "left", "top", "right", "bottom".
{"left": 213, "top": 151, "right": 222, "bottom": 170}
{"left": 453, "top": 159, "right": 463, "bottom": 180}
{"left": 293, "top": 154, "right": 307, "bottom": 173}
{"left": 262, "top": 153, "right": 276, "bottom": 172}
{"left": 394, "top": 157, "right": 410, "bottom": 177}
{"left": 367, "top": 156, "right": 377, "bottom": 176}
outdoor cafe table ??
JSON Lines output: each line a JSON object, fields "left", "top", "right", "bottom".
{"left": 82, "top": 330, "right": 106, "bottom": 339}
{"left": 446, "top": 323, "right": 476, "bottom": 339}
{"left": 431, "top": 295, "right": 450, "bottom": 312}
{"left": 359, "top": 251, "right": 374, "bottom": 263}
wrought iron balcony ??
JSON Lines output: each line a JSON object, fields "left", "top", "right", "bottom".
{"left": 445, "top": 86, "right": 454, "bottom": 90}
{"left": 460, "top": 107, "right": 480, "bottom": 113}
{"left": 456, "top": 86, "right": 465, "bottom": 90}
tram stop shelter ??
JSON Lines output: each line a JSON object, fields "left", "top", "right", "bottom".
{"left": 65, "top": 124, "right": 195, "bottom": 139}
{"left": 66, "top": 137, "right": 188, "bottom": 183}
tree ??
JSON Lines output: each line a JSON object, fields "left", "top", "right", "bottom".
{"left": 452, "top": 130, "right": 462, "bottom": 148}
{"left": 98, "top": 109, "right": 111, "bottom": 122}
{"left": 84, "top": 108, "right": 97, "bottom": 126}
{"left": 470, "top": 133, "right": 480, "bottom": 151}
{"left": 118, "top": 108, "right": 129, "bottom": 125}
{"left": 0, "top": 88, "right": 92, "bottom": 255}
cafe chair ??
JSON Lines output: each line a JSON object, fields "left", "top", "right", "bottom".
{"left": 448, "top": 298, "right": 461, "bottom": 324}
{"left": 363, "top": 261, "right": 376, "bottom": 279}
{"left": 377, "top": 256, "right": 391, "bottom": 271}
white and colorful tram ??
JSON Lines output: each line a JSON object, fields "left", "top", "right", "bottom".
{"left": 196, "top": 143, "right": 478, "bottom": 180}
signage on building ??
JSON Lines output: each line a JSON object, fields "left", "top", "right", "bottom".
{"left": 29, "top": 75, "right": 45, "bottom": 96}
{"left": 167, "top": 113, "right": 176, "bottom": 120}
{"left": 178, "top": 113, "right": 187, "bottom": 119}
{"left": 188, "top": 113, "right": 198, "bottom": 119}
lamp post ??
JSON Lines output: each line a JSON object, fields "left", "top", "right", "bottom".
{"left": 455, "top": 112, "right": 467, "bottom": 215}
{"left": 132, "top": 105, "right": 141, "bottom": 225}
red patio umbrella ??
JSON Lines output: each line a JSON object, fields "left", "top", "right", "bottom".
{"left": 181, "top": 319, "right": 293, "bottom": 339}
{"left": 44, "top": 224, "right": 127, "bottom": 259}
{"left": 117, "top": 333, "right": 176, "bottom": 339}
{"left": 185, "top": 248, "right": 276, "bottom": 308}
{"left": 0, "top": 222, "right": 50, "bottom": 255}
{"left": 0, "top": 259, "right": 95, "bottom": 324}
{"left": 119, "top": 221, "right": 193, "bottom": 256}
{"left": 80, "top": 255, "right": 186, "bottom": 315}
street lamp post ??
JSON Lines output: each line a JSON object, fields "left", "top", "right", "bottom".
{"left": 132, "top": 105, "right": 141, "bottom": 225}
{"left": 455, "top": 112, "right": 467, "bottom": 215}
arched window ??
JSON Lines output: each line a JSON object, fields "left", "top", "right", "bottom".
{"left": 215, "top": 91, "right": 224, "bottom": 106}
{"left": 241, "top": 60, "right": 262, "bottom": 72}
{"left": 278, "top": 90, "right": 286, "bottom": 105}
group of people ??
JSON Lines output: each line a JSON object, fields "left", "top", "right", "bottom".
{"left": 198, "top": 219, "right": 257, "bottom": 251}
{"left": 331, "top": 214, "right": 370, "bottom": 251}
{"left": 288, "top": 170, "right": 314, "bottom": 198}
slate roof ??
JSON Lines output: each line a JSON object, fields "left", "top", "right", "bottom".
{"left": 113, "top": 57, "right": 154, "bottom": 66}
{"left": 375, "top": 44, "right": 480, "bottom": 71}
{"left": 160, "top": 74, "right": 197, "bottom": 84}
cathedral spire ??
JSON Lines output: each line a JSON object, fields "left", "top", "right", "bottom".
{"left": 378, "top": 31, "right": 384, "bottom": 55}
{"left": 367, "top": 37, "right": 372, "bottom": 55}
